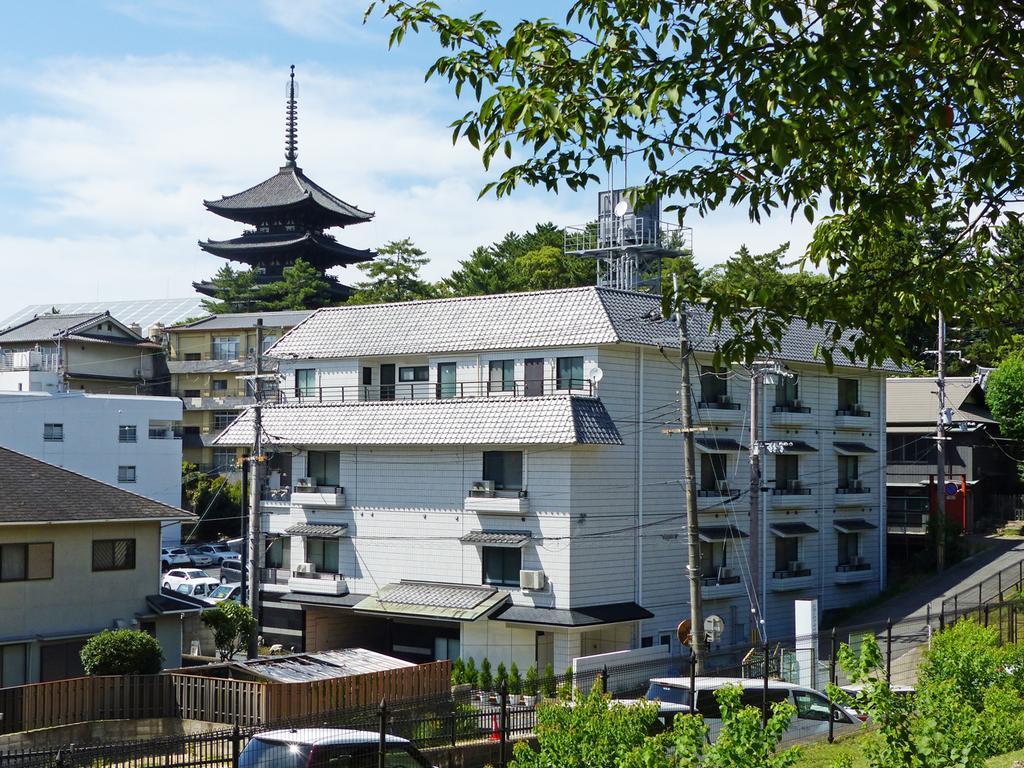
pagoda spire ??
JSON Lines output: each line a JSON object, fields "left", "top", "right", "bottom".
{"left": 285, "top": 65, "right": 298, "bottom": 166}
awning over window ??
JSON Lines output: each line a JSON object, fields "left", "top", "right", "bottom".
{"left": 833, "top": 518, "right": 878, "bottom": 534}
{"left": 490, "top": 601, "right": 653, "bottom": 628}
{"left": 353, "top": 581, "right": 509, "bottom": 622}
{"left": 695, "top": 437, "right": 748, "bottom": 453}
{"left": 833, "top": 442, "right": 878, "bottom": 456}
{"left": 698, "top": 525, "right": 750, "bottom": 543}
{"left": 770, "top": 522, "right": 818, "bottom": 538}
{"left": 283, "top": 522, "right": 348, "bottom": 537}
{"left": 779, "top": 441, "right": 818, "bottom": 454}
{"left": 459, "top": 531, "right": 532, "bottom": 548}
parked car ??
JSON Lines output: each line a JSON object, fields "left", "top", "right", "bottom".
{"left": 162, "top": 568, "right": 212, "bottom": 591}
{"left": 219, "top": 559, "right": 243, "bottom": 583}
{"left": 645, "top": 677, "right": 861, "bottom": 743}
{"left": 160, "top": 547, "right": 191, "bottom": 570}
{"left": 238, "top": 728, "right": 436, "bottom": 768}
{"left": 203, "top": 583, "right": 241, "bottom": 605}
{"left": 174, "top": 579, "right": 220, "bottom": 599}
{"left": 186, "top": 547, "right": 214, "bottom": 567}
{"left": 190, "top": 542, "right": 237, "bottom": 565}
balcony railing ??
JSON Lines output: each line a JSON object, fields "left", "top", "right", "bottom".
{"left": 279, "top": 377, "right": 596, "bottom": 404}
{"left": 148, "top": 426, "right": 183, "bottom": 439}
{"left": 772, "top": 568, "right": 812, "bottom": 578}
{"left": 772, "top": 481, "right": 812, "bottom": 495}
{"left": 262, "top": 487, "right": 292, "bottom": 502}
{"left": 701, "top": 573, "right": 742, "bottom": 586}
{"left": 773, "top": 403, "right": 811, "bottom": 414}
{"left": 175, "top": 387, "right": 253, "bottom": 398}
{"left": 836, "top": 485, "right": 871, "bottom": 494}
{"left": 836, "top": 562, "right": 872, "bottom": 573}
{"left": 697, "top": 399, "right": 741, "bottom": 411}
{"left": 698, "top": 489, "right": 736, "bottom": 498}
{"left": 835, "top": 407, "right": 871, "bottom": 417}
{"left": 0, "top": 350, "right": 59, "bottom": 372}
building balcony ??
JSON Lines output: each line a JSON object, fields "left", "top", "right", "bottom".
{"left": 769, "top": 403, "right": 813, "bottom": 427}
{"left": 176, "top": 389, "right": 255, "bottom": 410}
{"left": 834, "top": 561, "right": 874, "bottom": 584}
{"left": 835, "top": 486, "right": 872, "bottom": 506}
{"left": 701, "top": 572, "right": 746, "bottom": 600}
{"left": 834, "top": 408, "right": 873, "bottom": 430}
{"left": 288, "top": 570, "right": 348, "bottom": 596}
{"left": 465, "top": 489, "right": 530, "bottom": 515}
{"left": 278, "top": 377, "right": 596, "bottom": 404}
{"left": 770, "top": 483, "right": 816, "bottom": 508}
{"left": 696, "top": 399, "right": 745, "bottom": 425}
{"left": 770, "top": 567, "right": 814, "bottom": 592}
{"left": 291, "top": 485, "right": 346, "bottom": 508}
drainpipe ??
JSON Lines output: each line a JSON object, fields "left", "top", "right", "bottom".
{"left": 638, "top": 348, "right": 644, "bottom": 613}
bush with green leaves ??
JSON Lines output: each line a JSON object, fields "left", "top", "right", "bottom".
{"left": 478, "top": 658, "right": 493, "bottom": 692}
{"left": 918, "top": 619, "right": 1004, "bottom": 709}
{"left": 451, "top": 656, "right": 465, "bottom": 686}
{"left": 80, "top": 629, "right": 164, "bottom": 676}
{"left": 464, "top": 657, "right": 477, "bottom": 687}
{"left": 524, "top": 664, "right": 538, "bottom": 696}
{"left": 201, "top": 601, "right": 256, "bottom": 660}
{"left": 541, "top": 663, "right": 556, "bottom": 698}
{"left": 495, "top": 661, "right": 508, "bottom": 692}
{"left": 509, "top": 662, "right": 521, "bottom": 695}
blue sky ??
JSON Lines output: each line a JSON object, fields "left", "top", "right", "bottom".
{"left": 0, "top": 1, "right": 812, "bottom": 312}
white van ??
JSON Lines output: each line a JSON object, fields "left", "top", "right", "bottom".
{"left": 645, "top": 676, "right": 861, "bottom": 743}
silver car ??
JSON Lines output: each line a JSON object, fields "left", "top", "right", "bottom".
{"left": 239, "top": 728, "right": 435, "bottom": 768}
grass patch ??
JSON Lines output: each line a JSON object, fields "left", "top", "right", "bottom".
{"left": 987, "top": 746, "right": 1024, "bottom": 767}
{"left": 791, "top": 733, "right": 1024, "bottom": 768}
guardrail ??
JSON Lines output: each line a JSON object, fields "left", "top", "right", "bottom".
{"left": 280, "top": 378, "right": 595, "bottom": 404}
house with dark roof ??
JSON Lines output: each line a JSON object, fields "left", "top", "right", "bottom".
{"left": 886, "top": 377, "right": 1021, "bottom": 539}
{"left": 0, "top": 446, "right": 196, "bottom": 686}
{"left": 0, "top": 311, "right": 167, "bottom": 395}
{"left": 214, "top": 286, "right": 891, "bottom": 663}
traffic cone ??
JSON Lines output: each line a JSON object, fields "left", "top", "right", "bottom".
{"left": 489, "top": 713, "right": 500, "bottom": 741}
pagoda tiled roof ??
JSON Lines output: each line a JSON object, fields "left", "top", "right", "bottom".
{"left": 198, "top": 231, "right": 375, "bottom": 268}
{"left": 204, "top": 165, "right": 373, "bottom": 228}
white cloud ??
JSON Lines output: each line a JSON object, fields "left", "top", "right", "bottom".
{"left": 259, "top": 0, "right": 373, "bottom": 41}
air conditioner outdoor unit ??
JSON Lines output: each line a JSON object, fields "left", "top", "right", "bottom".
{"left": 790, "top": 479, "right": 803, "bottom": 490}
{"left": 295, "top": 562, "right": 316, "bottom": 575}
{"left": 717, "top": 480, "right": 731, "bottom": 494}
{"left": 849, "top": 555, "right": 862, "bottom": 567}
{"left": 792, "top": 399, "right": 803, "bottom": 409}
{"left": 789, "top": 561, "right": 804, "bottom": 572}
{"left": 470, "top": 480, "right": 496, "bottom": 497}
{"left": 718, "top": 567, "right": 733, "bottom": 580}
{"left": 520, "top": 570, "right": 546, "bottom": 590}
{"left": 851, "top": 479, "right": 864, "bottom": 491}
{"left": 717, "top": 394, "right": 732, "bottom": 405}
{"left": 296, "top": 478, "right": 313, "bottom": 488}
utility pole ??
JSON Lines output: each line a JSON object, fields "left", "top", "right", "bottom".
{"left": 749, "top": 366, "right": 762, "bottom": 638}
{"left": 935, "top": 310, "right": 947, "bottom": 572}
{"left": 246, "top": 319, "right": 264, "bottom": 658}
{"left": 674, "top": 275, "right": 706, "bottom": 674}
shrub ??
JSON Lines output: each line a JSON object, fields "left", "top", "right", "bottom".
{"left": 525, "top": 664, "right": 539, "bottom": 696}
{"left": 451, "top": 656, "right": 465, "bottom": 686}
{"left": 80, "top": 629, "right": 164, "bottom": 676}
{"left": 495, "top": 661, "right": 508, "bottom": 693}
{"left": 509, "top": 662, "right": 522, "bottom": 695}
{"left": 201, "top": 601, "right": 256, "bottom": 660}
{"left": 464, "top": 657, "right": 477, "bottom": 687}
{"left": 541, "top": 663, "right": 556, "bottom": 698}
{"left": 557, "top": 664, "right": 574, "bottom": 699}
{"left": 918, "top": 620, "right": 1002, "bottom": 709}
{"left": 478, "top": 658, "right": 493, "bottom": 692}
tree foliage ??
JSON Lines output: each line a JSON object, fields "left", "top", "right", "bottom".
{"left": 181, "top": 461, "right": 242, "bottom": 540}
{"left": 81, "top": 629, "right": 164, "bottom": 676}
{"left": 200, "top": 259, "right": 337, "bottom": 312}
{"left": 202, "top": 601, "right": 257, "bottom": 661}
{"left": 371, "top": 1, "right": 1024, "bottom": 368}
{"left": 350, "top": 238, "right": 436, "bottom": 304}
{"left": 986, "top": 351, "right": 1024, "bottom": 444}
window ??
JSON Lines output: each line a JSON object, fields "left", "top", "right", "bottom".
{"left": 183, "top": 352, "right": 201, "bottom": 361}
{"left": 482, "top": 546, "right": 521, "bottom": 587}
{"left": 212, "top": 379, "right": 228, "bottom": 392}
{"left": 261, "top": 335, "right": 278, "bottom": 353}
{"left": 362, "top": 367, "right": 373, "bottom": 386}
{"left": 641, "top": 636, "right": 654, "bottom": 648}
{"left": 837, "top": 532, "right": 859, "bottom": 566}
{"left": 117, "top": 465, "right": 136, "bottom": 483}
{"left": 699, "top": 540, "right": 727, "bottom": 578}
{"left": 556, "top": 356, "right": 584, "bottom": 390}
{"left": 213, "top": 448, "right": 238, "bottom": 470}
{"left": 437, "top": 362, "right": 457, "bottom": 398}
{"left": 838, "top": 378, "right": 859, "bottom": 410}
{"left": 306, "top": 537, "right": 339, "bottom": 573}
{"left": 93, "top": 539, "right": 136, "bottom": 571}
{"left": 837, "top": 455, "right": 859, "bottom": 489}
{"left": 0, "top": 643, "right": 27, "bottom": 688}
{"left": 774, "top": 455, "right": 799, "bottom": 488}
{"left": 887, "top": 433, "right": 933, "bottom": 463}
{"left": 488, "top": 360, "right": 515, "bottom": 392}
{"left": 1, "top": 543, "right": 53, "bottom": 581}
{"left": 306, "top": 450, "right": 340, "bottom": 487}
{"left": 43, "top": 423, "right": 63, "bottom": 441}
{"left": 211, "top": 336, "right": 240, "bottom": 360}
{"left": 183, "top": 389, "right": 201, "bottom": 398}
{"left": 774, "top": 536, "right": 800, "bottom": 571}
{"left": 793, "top": 690, "right": 833, "bottom": 721}
{"left": 699, "top": 366, "right": 728, "bottom": 403}
{"left": 265, "top": 536, "right": 288, "bottom": 569}
{"left": 398, "top": 366, "right": 428, "bottom": 382}
{"left": 213, "top": 411, "right": 236, "bottom": 429}
{"left": 483, "top": 450, "right": 523, "bottom": 491}
{"left": 294, "top": 369, "right": 317, "bottom": 398}
{"left": 183, "top": 426, "right": 200, "bottom": 436}
{"left": 775, "top": 375, "right": 799, "bottom": 406}
{"left": 118, "top": 424, "right": 137, "bottom": 443}
{"left": 700, "top": 453, "right": 728, "bottom": 491}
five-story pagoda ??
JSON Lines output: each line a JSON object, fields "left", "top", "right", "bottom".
{"left": 195, "top": 66, "right": 375, "bottom": 302}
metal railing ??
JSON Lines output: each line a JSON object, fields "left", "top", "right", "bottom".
{"left": 697, "top": 399, "right": 742, "bottom": 411}
{"left": 939, "top": 557, "right": 1024, "bottom": 616}
{"left": 835, "top": 407, "right": 871, "bottom": 417}
{"left": 772, "top": 481, "right": 812, "bottom": 495}
{"left": 280, "top": 377, "right": 595, "bottom": 404}
{"left": 0, "top": 350, "right": 59, "bottom": 373}
{"left": 773, "top": 403, "right": 812, "bottom": 414}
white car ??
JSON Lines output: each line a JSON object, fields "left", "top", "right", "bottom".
{"left": 203, "top": 583, "right": 241, "bottom": 605}
{"left": 160, "top": 547, "right": 191, "bottom": 570}
{"left": 190, "top": 542, "right": 237, "bottom": 565}
{"left": 162, "top": 568, "right": 212, "bottom": 592}
{"left": 239, "top": 729, "right": 436, "bottom": 768}
{"left": 175, "top": 578, "right": 220, "bottom": 599}
{"left": 646, "top": 676, "right": 861, "bottom": 743}
{"left": 186, "top": 547, "right": 214, "bottom": 567}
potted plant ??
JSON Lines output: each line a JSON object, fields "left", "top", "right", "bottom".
{"left": 524, "top": 664, "right": 538, "bottom": 706}
{"left": 495, "top": 662, "right": 508, "bottom": 702}
{"left": 478, "top": 658, "right": 493, "bottom": 704}
{"left": 509, "top": 662, "right": 522, "bottom": 705}
{"left": 541, "top": 663, "right": 556, "bottom": 699}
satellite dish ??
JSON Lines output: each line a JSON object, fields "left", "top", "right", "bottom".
{"left": 614, "top": 199, "right": 629, "bottom": 217}
{"left": 590, "top": 367, "right": 604, "bottom": 384}
{"left": 704, "top": 614, "right": 725, "bottom": 644}
{"left": 676, "top": 619, "right": 693, "bottom": 647}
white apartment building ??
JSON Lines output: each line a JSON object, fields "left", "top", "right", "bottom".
{"left": 215, "top": 287, "right": 889, "bottom": 669}
{"left": 0, "top": 388, "right": 184, "bottom": 544}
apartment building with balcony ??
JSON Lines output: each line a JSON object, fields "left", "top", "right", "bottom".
{"left": 165, "top": 311, "right": 310, "bottom": 473}
{"left": 214, "top": 287, "right": 889, "bottom": 667}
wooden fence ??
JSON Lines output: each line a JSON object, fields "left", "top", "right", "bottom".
{"left": 0, "top": 661, "right": 451, "bottom": 736}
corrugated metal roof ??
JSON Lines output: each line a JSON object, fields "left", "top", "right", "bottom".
{"left": 0, "top": 298, "right": 204, "bottom": 337}
{"left": 233, "top": 648, "right": 413, "bottom": 683}
{"left": 887, "top": 377, "right": 996, "bottom": 424}
{"left": 214, "top": 395, "right": 622, "bottom": 447}
{"left": 267, "top": 286, "right": 901, "bottom": 370}
{"left": 284, "top": 522, "right": 348, "bottom": 537}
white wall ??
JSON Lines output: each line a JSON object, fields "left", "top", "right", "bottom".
{"left": 0, "top": 391, "right": 184, "bottom": 544}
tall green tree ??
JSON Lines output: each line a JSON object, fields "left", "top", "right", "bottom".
{"left": 350, "top": 238, "right": 436, "bottom": 304}
{"left": 200, "top": 265, "right": 259, "bottom": 313}
{"left": 199, "top": 259, "right": 336, "bottom": 312}
{"left": 986, "top": 351, "right": 1024, "bottom": 445}
{"left": 371, "top": 1, "right": 1024, "bottom": 367}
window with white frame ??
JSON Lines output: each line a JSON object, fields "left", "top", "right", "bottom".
{"left": 306, "top": 537, "right": 339, "bottom": 573}
{"left": 556, "top": 356, "right": 584, "bottom": 390}
{"left": 43, "top": 423, "right": 63, "bottom": 441}
{"left": 118, "top": 424, "right": 137, "bottom": 443}
{"left": 483, "top": 451, "right": 523, "bottom": 491}
{"left": 488, "top": 359, "right": 515, "bottom": 392}
{"left": 211, "top": 336, "right": 240, "bottom": 360}
{"left": 117, "top": 465, "right": 136, "bottom": 483}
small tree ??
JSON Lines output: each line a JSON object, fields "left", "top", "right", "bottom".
{"left": 509, "top": 662, "right": 522, "bottom": 695}
{"left": 202, "top": 601, "right": 256, "bottom": 660}
{"left": 495, "top": 661, "right": 508, "bottom": 693}
{"left": 541, "top": 663, "right": 556, "bottom": 698}
{"left": 478, "top": 658, "right": 494, "bottom": 692}
{"left": 80, "top": 629, "right": 164, "bottom": 676}
{"left": 451, "top": 656, "right": 465, "bottom": 686}
{"left": 464, "top": 657, "right": 477, "bottom": 687}
{"left": 350, "top": 238, "right": 436, "bottom": 304}
{"left": 557, "top": 664, "right": 574, "bottom": 699}
{"left": 525, "top": 664, "right": 539, "bottom": 697}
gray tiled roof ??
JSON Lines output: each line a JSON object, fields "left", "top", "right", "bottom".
{"left": 214, "top": 395, "right": 622, "bottom": 447}
{"left": 284, "top": 522, "right": 348, "bottom": 537}
{"left": 886, "top": 377, "right": 996, "bottom": 425}
{"left": 268, "top": 286, "right": 899, "bottom": 370}
{"left": 169, "top": 310, "right": 313, "bottom": 331}
{"left": 0, "top": 312, "right": 115, "bottom": 343}
{"left": 0, "top": 446, "right": 194, "bottom": 525}
{"left": 459, "top": 531, "right": 532, "bottom": 546}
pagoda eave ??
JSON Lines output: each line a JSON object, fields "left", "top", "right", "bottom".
{"left": 192, "top": 276, "right": 354, "bottom": 302}
{"left": 198, "top": 233, "right": 375, "bottom": 271}
{"left": 203, "top": 196, "right": 372, "bottom": 230}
